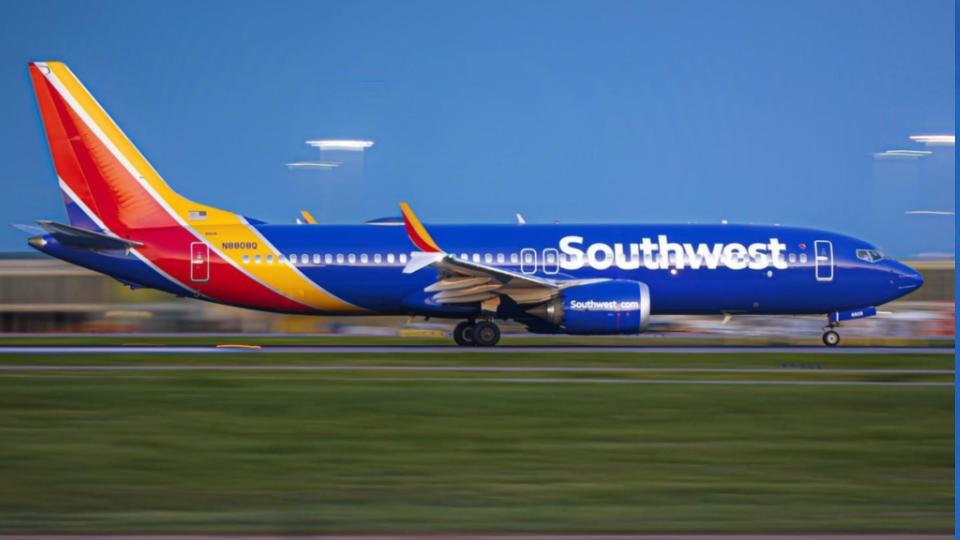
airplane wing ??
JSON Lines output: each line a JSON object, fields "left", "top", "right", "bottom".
{"left": 399, "top": 203, "right": 602, "bottom": 305}
{"left": 35, "top": 220, "right": 143, "bottom": 251}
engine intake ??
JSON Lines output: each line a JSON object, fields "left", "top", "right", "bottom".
{"left": 527, "top": 280, "right": 650, "bottom": 335}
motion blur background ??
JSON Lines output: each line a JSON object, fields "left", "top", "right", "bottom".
{"left": 0, "top": 0, "right": 953, "bottom": 341}
{"left": 0, "top": 2, "right": 954, "bottom": 536}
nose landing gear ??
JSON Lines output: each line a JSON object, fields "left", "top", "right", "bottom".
{"left": 822, "top": 317, "right": 840, "bottom": 347}
{"left": 452, "top": 320, "right": 501, "bottom": 347}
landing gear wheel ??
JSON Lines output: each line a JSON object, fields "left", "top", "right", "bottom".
{"left": 453, "top": 321, "right": 476, "bottom": 347}
{"left": 822, "top": 330, "right": 840, "bottom": 347}
{"left": 472, "top": 321, "right": 501, "bottom": 347}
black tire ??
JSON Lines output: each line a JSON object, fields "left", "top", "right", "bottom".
{"left": 822, "top": 330, "right": 840, "bottom": 347}
{"left": 472, "top": 321, "right": 501, "bottom": 347}
{"left": 453, "top": 321, "right": 475, "bottom": 347}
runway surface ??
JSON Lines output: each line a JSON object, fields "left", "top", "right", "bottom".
{"left": 1, "top": 374, "right": 947, "bottom": 387}
{"left": 0, "top": 345, "right": 950, "bottom": 355}
{"left": 0, "top": 365, "right": 950, "bottom": 373}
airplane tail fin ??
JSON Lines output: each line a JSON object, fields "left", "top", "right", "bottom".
{"left": 28, "top": 61, "right": 235, "bottom": 234}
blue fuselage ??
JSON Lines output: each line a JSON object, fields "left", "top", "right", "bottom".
{"left": 255, "top": 222, "right": 922, "bottom": 316}
{"left": 38, "top": 222, "right": 923, "bottom": 320}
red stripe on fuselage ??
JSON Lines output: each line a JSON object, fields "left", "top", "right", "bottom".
{"left": 38, "top": 72, "right": 310, "bottom": 312}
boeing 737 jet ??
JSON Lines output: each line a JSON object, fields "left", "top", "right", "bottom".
{"left": 23, "top": 62, "right": 924, "bottom": 346}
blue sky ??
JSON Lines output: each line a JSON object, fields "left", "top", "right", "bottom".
{"left": 0, "top": 0, "right": 954, "bottom": 255}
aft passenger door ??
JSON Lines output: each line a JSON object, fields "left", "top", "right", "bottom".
{"left": 814, "top": 240, "right": 833, "bottom": 282}
{"left": 190, "top": 242, "right": 210, "bottom": 282}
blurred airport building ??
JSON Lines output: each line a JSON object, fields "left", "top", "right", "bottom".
{"left": 0, "top": 253, "right": 953, "bottom": 339}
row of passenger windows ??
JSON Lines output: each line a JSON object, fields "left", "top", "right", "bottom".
{"left": 238, "top": 250, "right": 811, "bottom": 266}
{"left": 241, "top": 252, "right": 411, "bottom": 265}
{"left": 238, "top": 252, "right": 539, "bottom": 266}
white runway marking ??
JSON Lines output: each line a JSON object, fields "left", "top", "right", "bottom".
{"left": 0, "top": 534, "right": 952, "bottom": 540}
{"left": 0, "top": 346, "right": 950, "bottom": 355}
{"left": 316, "top": 377, "right": 953, "bottom": 387}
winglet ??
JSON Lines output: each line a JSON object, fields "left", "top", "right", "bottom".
{"left": 300, "top": 210, "right": 318, "bottom": 224}
{"left": 400, "top": 202, "right": 442, "bottom": 253}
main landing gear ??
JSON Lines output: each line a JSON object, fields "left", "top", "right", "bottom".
{"left": 453, "top": 320, "right": 501, "bottom": 347}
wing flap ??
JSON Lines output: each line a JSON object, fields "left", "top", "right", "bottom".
{"left": 434, "top": 292, "right": 500, "bottom": 304}
{"left": 424, "top": 276, "right": 494, "bottom": 293}
{"left": 432, "top": 283, "right": 504, "bottom": 301}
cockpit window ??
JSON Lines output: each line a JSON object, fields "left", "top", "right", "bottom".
{"left": 856, "top": 249, "right": 884, "bottom": 263}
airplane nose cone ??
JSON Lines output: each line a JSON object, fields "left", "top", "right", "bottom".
{"left": 893, "top": 263, "right": 923, "bottom": 292}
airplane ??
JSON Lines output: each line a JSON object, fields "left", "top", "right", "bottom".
{"left": 23, "top": 61, "right": 924, "bottom": 347}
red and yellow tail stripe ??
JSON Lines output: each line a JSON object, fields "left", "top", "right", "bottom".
{"left": 30, "top": 61, "right": 362, "bottom": 313}
{"left": 400, "top": 202, "right": 442, "bottom": 253}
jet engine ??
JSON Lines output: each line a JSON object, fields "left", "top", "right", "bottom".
{"left": 527, "top": 280, "right": 650, "bottom": 335}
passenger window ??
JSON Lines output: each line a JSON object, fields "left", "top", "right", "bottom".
{"left": 799, "top": 253, "right": 808, "bottom": 264}
{"left": 267, "top": 254, "right": 274, "bottom": 264}
{"left": 788, "top": 253, "right": 797, "bottom": 264}
{"left": 300, "top": 254, "right": 309, "bottom": 265}
{"left": 242, "top": 254, "right": 250, "bottom": 264}
{"left": 360, "top": 254, "right": 369, "bottom": 264}
{"left": 255, "top": 254, "right": 262, "bottom": 264}
{"left": 324, "top": 254, "right": 332, "bottom": 264}
{"left": 399, "top": 253, "right": 408, "bottom": 264}
{"left": 484, "top": 253, "right": 493, "bottom": 263}
{"left": 387, "top": 254, "right": 395, "bottom": 264}
{"left": 313, "top": 254, "right": 321, "bottom": 264}
{"left": 510, "top": 253, "right": 519, "bottom": 264}
{"left": 497, "top": 253, "right": 505, "bottom": 264}
{"left": 460, "top": 253, "right": 469, "bottom": 260}
{"left": 374, "top": 254, "right": 382, "bottom": 264}
{"left": 348, "top": 254, "right": 357, "bottom": 264}
{"left": 336, "top": 254, "right": 344, "bottom": 264}
{"left": 472, "top": 254, "right": 481, "bottom": 263}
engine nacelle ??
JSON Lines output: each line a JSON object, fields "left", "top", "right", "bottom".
{"left": 527, "top": 280, "right": 650, "bottom": 335}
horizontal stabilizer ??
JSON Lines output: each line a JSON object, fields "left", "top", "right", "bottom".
{"left": 11, "top": 223, "right": 45, "bottom": 235}
{"left": 36, "top": 220, "right": 143, "bottom": 251}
